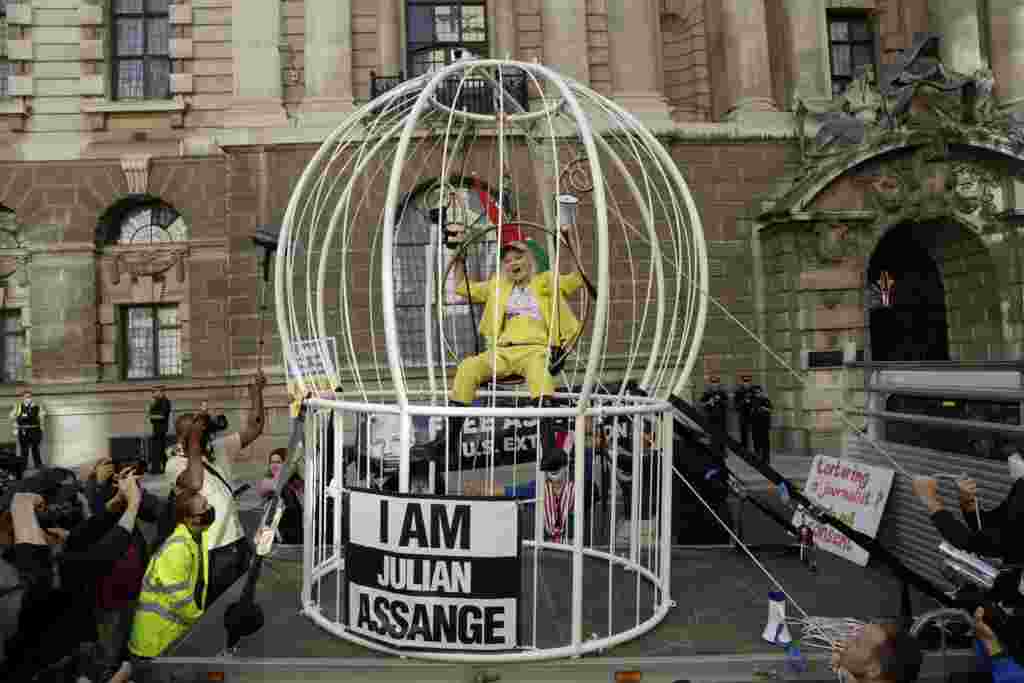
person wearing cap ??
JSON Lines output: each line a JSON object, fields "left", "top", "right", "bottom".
{"left": 733, "top": 375, "right": 754, "bottom": 452}
{"left": 699, "top": 376, "right": 729, "bottom": 461}
{"left": 426, "top": 223, "right": 583, "bottom": 467}
{"left": 147, "top": 386, "right": 172, "bottom": 474}
{"left": 10, "top": 388, "right": 46, "bottom": 472}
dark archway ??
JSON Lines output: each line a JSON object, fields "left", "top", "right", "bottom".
{"left": 867, "top": 223, "right": 950, "bottom": 362}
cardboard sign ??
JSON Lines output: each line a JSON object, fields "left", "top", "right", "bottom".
{"left": 346, "top": 489, "right": 520, "bottom": 651}
{"left": 288, "top": 337, "right": 338, "bottom": 385}
{"left": 797, "top": 455, "right": 895, "bottom": 566}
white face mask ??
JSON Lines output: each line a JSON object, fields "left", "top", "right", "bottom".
{"left": 1008, "top": 454, "right": 1024, "bottom": 481}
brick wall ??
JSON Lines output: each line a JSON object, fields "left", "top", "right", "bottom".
{"left": 517, "top": 0, "right": 543, "bottom": 65}
{"left": 660, "top": 0, "right": 710, "bottom": 122}
{"left": 586, "top": 0, "right": 610, "bottom": 96}
{"left": 32, "top": 0, "right": 79, "bottom": 134}
{"left": 351, "top": 0, "right": 378, "bottom": 101}
{"left": 191, "top": 0, "right": 233, "bottom": 121}
{"left": 876, "top": 0, "right": 929, "bottom": 65}
{"left": 281, "top": 0, "right": 305, "bottom": 110}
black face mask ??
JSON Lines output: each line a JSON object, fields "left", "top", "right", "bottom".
{"left": 195, "top": 507, "right": 216, "bottom": 527}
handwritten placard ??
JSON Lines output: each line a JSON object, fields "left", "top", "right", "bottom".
{"left": 796, "top": 455, "right": 895, "bottom": 566}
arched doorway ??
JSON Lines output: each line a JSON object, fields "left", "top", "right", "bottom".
{"left": 866, "top": 219, "right": 1001, "bottom": 362}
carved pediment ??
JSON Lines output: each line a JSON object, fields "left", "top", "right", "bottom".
{"left": 794, "top": 33, "right": 1024, "bottom": 174}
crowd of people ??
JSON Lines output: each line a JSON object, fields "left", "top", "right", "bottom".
{"left": 0, "top": 371, "right": 312, "bottom": 682}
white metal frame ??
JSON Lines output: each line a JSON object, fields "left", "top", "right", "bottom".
{"left": 275, "top": 58, "right": 709, "bottom": 662}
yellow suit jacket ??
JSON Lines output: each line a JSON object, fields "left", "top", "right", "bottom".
{"left": 456, "top": 271, "right": 584, "bottom": 347}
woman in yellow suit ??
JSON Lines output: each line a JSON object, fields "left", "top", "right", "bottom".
{"left": 425, "top": 223, "right": 582, "bottom": 469}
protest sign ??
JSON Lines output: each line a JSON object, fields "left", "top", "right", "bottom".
{"left": 797, "top": 455, "right": 895, "bottom": 566}
{"left": 346, "top": 489, "right": 520, "bottom": 651}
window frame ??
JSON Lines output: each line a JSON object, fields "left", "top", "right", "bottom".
{"left": 393, "top": 178, "right": 502, "bottom": 369}
{"left": 0, "top": 1, "right": 10, "bottom": 99}
{"left": 121, "top": 303, "right": 182, "bottom": 380}
{"left": 0, "top": 308, "right": 24, "bottom": 384}
{"left": 405, "top": 0, "right": 489, "bottom": 77}
{"left": 826, "top": 10, "right": 878, "bottom": 98}
{"left": 111, "top": 0, "right": 172, "bottom": 101}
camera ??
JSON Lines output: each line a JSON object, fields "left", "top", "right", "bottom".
{"left": 206, "top": 414, "right": 229, "bottom": 436}
{"left": 0, "top": 467, "right": 85, "bottom": 531}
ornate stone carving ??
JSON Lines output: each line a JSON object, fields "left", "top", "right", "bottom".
{"left": 857, "top": 148, "right": 1004, "bottom": 229}
{"left": 794, "top": 33, "right": 1024, "bottom": 173}
{"left": 120, "top": 154, "right": 151, "bottom": 195}
{"left": 790, "top": 219, "right": 874, "bottom": 267}
{"left": 112, "top": 248, "right": 186, "bottom": 285}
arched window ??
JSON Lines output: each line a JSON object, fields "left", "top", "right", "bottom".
{"left": 394, "top": 178, "right": 504, "bottom": 367}
{"left": 116, "top": 201, "right": 186, "bottom": 244}
{"left": 96, "top": 197, "right": 188, "bottom": 246}
{"left": 95, "top": 197, "right": 188, "bottom": 380}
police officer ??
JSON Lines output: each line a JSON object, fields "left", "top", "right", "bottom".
{"left": 749, "top": 385, "right": 773, "bottom": 464}
{"left": 699, "top": 376, "right": 729, "bottom": 460}
{"left": 147, "top": 385, "right": 172, "bottom": 474}
{"left": 10, "top": 388, "right": 45, "bottom": 471}
{"left": 733, "top": 375, "right": 754, "bottom": 451}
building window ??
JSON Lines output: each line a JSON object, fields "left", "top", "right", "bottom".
{"left": 112, "top": 0, "right": 171, "bottom": 100}
{"left": 827, "top": 12, "right": 876, "bottom": 96}
{"left": 116, "top": 201, "right": 186, "bottom": 244}
{"left": 394, "top": 179, "right": 502, "bottom": 367}
{"left": 0, "top": 1, "right": 10, "bottom": 98}
{"left": 0, "top": 310, "right": 24, "bottom": 383}
{"left": 406, "top": 0, "right": 488, "bottom": 77}
{"left": 123, "top": 304, "right": 181, "bottom": 379}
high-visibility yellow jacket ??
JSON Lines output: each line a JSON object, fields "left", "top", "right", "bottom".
{"left": 127, "top": 523, "right": 209, "bottom": 658}
{"left": 456, "top": 271, "right": 583, "bottom": 348}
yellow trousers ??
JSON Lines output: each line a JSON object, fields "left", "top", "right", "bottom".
{"left": 452, "top": 345, "right": 554, "bottom": 403}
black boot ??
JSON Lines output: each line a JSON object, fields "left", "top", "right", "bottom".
{"left": 413, "top": 402, "right": 467, "bottom": 464}
{"left": 538, "top": 398, "right": 569, "bottom": 472}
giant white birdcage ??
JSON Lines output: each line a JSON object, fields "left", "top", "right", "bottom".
{"left": 277, "top": 59, "right": 708, "bottom": 662}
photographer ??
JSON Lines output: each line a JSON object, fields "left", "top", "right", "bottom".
{"left": 1, "top": 470, "right": 143, "bottom": 681}
{"left": 911, "top": 466, "right": 1024, "bottom": 568}
{"left": 166, "top": 372, "right": 266, "bottom": 605}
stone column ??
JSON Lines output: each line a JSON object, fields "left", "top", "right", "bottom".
{"left": 928, "top": 0, "right": 986, "bottom": 74}
{"left": 780, "top": 0, "right": 831, "bottom": 110}
{"left": 607, "top": 0, "right": 673, "bottom": 129}
{"left": 227, "top": 0, "right": 287, "bottom": 127}
{"left": 989, "top": 0, "right": 1024, "bottom": 113}
{"left": 299, "top": 0, "right": 355, "bottom": 126}
{"left": 493, "top": 0, "right": 518, "bottom": 60}
{"left": 378, "top": 0, "right": 402, "bottom": 76}
{"left": 719, "top": 0, "right": 779, "bottom": 122}
{"left": 541, "top": 0, "right": 589, "bottom": 83}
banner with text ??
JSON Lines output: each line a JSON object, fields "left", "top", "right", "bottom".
{"left": 346, "top": 489, "right": 520, "bottom": 651}
{"left": 796, "top": 455, "right": 895, "bottom": 566}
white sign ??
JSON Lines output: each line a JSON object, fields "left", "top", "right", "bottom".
{"left": 346, "top": 490, "right": 520, "bottom": 651}
{"left": 795, "top": 455, "right": 895, "bottom": 566}
{"left": 288, "top": 337, "right": 338, "bottom": 382}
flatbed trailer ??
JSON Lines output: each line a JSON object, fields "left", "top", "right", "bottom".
{"left": 155, "top": 544, "right": 975, "bottom": 683}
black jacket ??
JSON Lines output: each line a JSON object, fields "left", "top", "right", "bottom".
{"left": 3, "top": 508, "right": 133, "bottom": 680}
{"left": 148, "top": 397, "right": 171, "bottom": 427}
{"left": 931, "top": 479, "right": 1024, "bottom": 566}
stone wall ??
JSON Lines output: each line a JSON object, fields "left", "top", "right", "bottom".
{"left": 660, "top": 0, "right": 710, "bottom": 122}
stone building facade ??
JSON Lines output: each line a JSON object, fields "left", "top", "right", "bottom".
{"left": 0, "top": 0, "right": 1021, "bottom": 465}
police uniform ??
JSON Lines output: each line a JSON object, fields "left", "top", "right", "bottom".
{"left": 699, "top": 378, "right": 729, "bottom": 460}
{"left": 11, "top": 397, "right": 45, "bottom": 470}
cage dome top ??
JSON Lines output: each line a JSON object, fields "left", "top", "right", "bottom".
{"left": 276, "top": 59, "right": 708, "bottom": 407}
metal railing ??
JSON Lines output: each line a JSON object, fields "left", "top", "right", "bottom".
{"left": 370, "top": 70, "right": 530, "bottom": 116}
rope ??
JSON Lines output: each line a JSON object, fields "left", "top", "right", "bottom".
{"left": 671, "top": 465, "right": 811, "bottom": 620}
